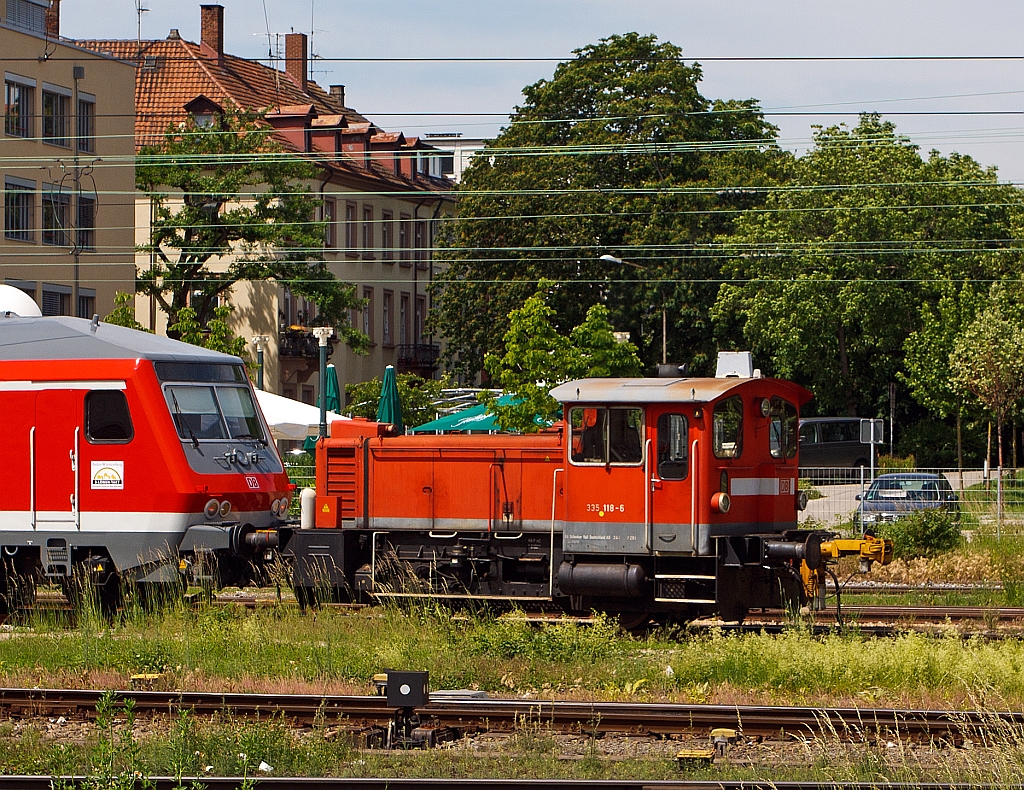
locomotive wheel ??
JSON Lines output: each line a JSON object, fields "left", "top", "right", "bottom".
{"left": 612, "top": 611, "right": 654, "bottom": 634}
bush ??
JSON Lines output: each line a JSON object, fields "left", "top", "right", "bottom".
{"left": 876, "top": 509, "right": 962, "bottom": 559}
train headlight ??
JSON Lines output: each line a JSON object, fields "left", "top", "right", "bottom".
{"left": 204, "top": 499, "right": 220, "bottom": 520}
{"left": 711, "top": 491, "right": 731, "bottom": 514}
{"left": 271, "top": 498, "right": 281, "bottom": 516}
{"left": 219, "top": 500, "right": 232, "bottom": 518}
{"left": 280, "top": 496, "right": 290, "bottom": 513}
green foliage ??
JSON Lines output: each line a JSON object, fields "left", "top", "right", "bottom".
{"left": 468, "top": 611, "right": 621, "bottom": 662}
{"left": 483, "top": 285, "right": 642, "bottom": 431}
{"left": 103, "top": 292, "right": 148, "bottom": 332}
{"left": 344, "top": 372, "right": 453, "bottom": 428}
{"left": 715, "top": 114, "right": 1023, "bottom": 416}
{"left": 895, "top": 418, "right": 986, "bottom": 468}
{"left": 431, "top": 32, "right": 788, "bottom": 376}
{"left": 950, "top": 301, "right": 1024, "bottom": 467}
{"left": 136, "top": 109, "right": 364, "bottom": 348}
{"left": 168, "top": 304, "right": 248, "bottom": 359}
{"left": 875, "top": 509, "right": 963, "bottom": 559}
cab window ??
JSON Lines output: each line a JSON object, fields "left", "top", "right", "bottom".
{"left": 85, "top": 390, "right": 134, "bottom": 444}
{"left": 570, "top": 407, "right": 643, "bottom": 465}
{"left": 713, "top": 396, "right": 743, "bottom": 459}
{"left": 768, "top": 397, "right": 798, "bottom": 459}
{"left": 657, "top": 413, "right": 688, "bottom": 480}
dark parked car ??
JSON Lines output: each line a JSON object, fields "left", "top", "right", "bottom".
{"left": 799, "top": 417, "right": 870, "bottom": 469}
{"left": 857, "top": 473, "right": 959, "bottom": 527}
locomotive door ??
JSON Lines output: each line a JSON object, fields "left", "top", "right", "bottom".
{"left": 491, "top": 454, "right": 522, "bottom": 532}
{"left": 649, "top": 411, "right": 694, "bottom": 552}
{"left": 564, "top": 406, "right": 648, "bottom": 554}
{"left": 33, "top": 389, "right": 82, "bottom": 528}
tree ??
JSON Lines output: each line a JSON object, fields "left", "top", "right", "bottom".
{"left": 168, "top": 304, "right": 248, "bottom": 359}
{"left": 950, "top": 303, "right": 1024, "bottom": 475}
{"left": 901, "top": 284, "right": 983, "bottom": 481}
{"left": 136, "top": 110, "right": 365, "bottom": 349}
{"left": 104, "top": 291, "right": 147, "bottom": 332}
{"left": 430, "top": 33, "right": 788, "bottom": 377}
{"left": 345, "top": 373, "right": 453, "bottom": 428}
{"left": 483, "top": 285, "right": 642, "bottom": 432}
{"left": 714, "top": 114, "right": 1022, "bottom": 416}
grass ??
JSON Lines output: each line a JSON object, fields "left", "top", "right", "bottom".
{"left": 5, "top": 601, "right": 1024, "bottom": 711}
{"left": 10, "top": 692, "right": 1024, "bottom": 783}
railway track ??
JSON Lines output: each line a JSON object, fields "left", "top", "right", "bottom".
{"left": 0, "top": 779, "right": 1015, "bottom": 790}
{"left": 0, "top": 687, "right": 1018, "bottom": 739}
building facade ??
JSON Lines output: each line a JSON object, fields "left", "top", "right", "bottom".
{"left": 82, "top": 4, "right": 454, "bottom": 404}
{"left": 1, "top": 0, "right": 136, "bottom": 317}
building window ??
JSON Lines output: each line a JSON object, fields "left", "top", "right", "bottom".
{"left": 41, "top": 283, "right": 71, "bottom": 316}
{"left": 4, "top": 180, "right": 34, "bottom": 242}
{"left": 4, "top": 80, "right": 33, "bottom": 138}
{"left": 399, "top": 213, "right": 411, "bottom": 266}
{"left": 77, "top": 288, "right": 96, "bottom": 319}
{"left": 415, "top": 295, "right": 425, "bottom": 344}
{"left": 6, "top": 0, "right": 46, "bottom": 35}
{"left": 440, "top": 153, "right": 454, "bottom": 176}
{"left": 77, "top": 195, "right": 95, "bottom": 250}
{"left": 77, "top": 97, "right": 95, "bottom": 152}
{"left": 42, "top": 89, "right": 70, "bottom": 147}
{"left": 382, "top": 290, "right": 393, "bottom": 346}
{"left": 362, "top": 205, "right": 373, "bottom": 258}
{"left": 345, "top": 202, "right": 357, "bottom": 251}
{"left": 414, "top": 220, "right": 427, "bottom": 268}
{"left": 362, "top": 286, "right": 374, "bottom": 343}
{"left": 381, "top": 210, "right": 393, "bottom": 264}
{"left": 323, "top": 198, "right": 336, "bottom": 249}
{"left": 42, "top": 187, "right": 69, "bottom": 245}
{"left": 400, "top": 292, "right": 410, "bottom": 345}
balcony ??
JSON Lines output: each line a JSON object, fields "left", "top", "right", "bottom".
{"left": 397, "top": 343, "right": 440, "bottom": 375}
{"left": 279, "top": 329, "right": 335, "bottom": 386}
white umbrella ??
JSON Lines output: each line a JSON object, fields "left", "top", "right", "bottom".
{"left": 254, "top": 389, "right": 347, "bottom": 441}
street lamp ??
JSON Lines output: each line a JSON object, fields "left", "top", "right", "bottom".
{"left": 251, "top": 335, "right": 269, "bottom": 390}
{"left": 598, "top": 254, "right": 667, "bottom": 365}
{"left": 312, "top": 326, "right": 334, "bottom": 439}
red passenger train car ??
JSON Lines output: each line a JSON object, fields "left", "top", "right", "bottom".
{"left": 288, "top": 365, "right": 890, "bottom": 624}
{"left": 0, "top": 314, "right": 292, "bottom": 608}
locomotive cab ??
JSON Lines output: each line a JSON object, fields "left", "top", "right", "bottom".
{"left": 551, "top": 374, "right": 814, "bottom": 623}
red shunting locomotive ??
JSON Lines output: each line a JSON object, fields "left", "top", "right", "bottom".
{"left": 286, "top": 354, "right": 890, "bottom": 624}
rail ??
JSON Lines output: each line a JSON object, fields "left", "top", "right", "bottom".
{"left": 0, "top": 687, "right": 1020, "bottom": 738}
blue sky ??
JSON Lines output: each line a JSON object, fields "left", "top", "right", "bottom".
{"left": 64, "top": 0, "right": 1024, "bottom": 181}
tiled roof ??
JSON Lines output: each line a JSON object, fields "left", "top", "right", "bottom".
{"left": 76, "top": 36, "right": 451, "bottom": 195}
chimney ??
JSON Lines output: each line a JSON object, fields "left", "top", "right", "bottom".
{"left": 200, "top": 5, "right": 224, "bottom": 64}
{"left": 44, "top": 0, "right": 60, "bottom": 38}
{"left": 329, "top": 85, "right": 345, "bottom": 107}
{"left": 285, "top": 33, "right": 308, "bottom": 93}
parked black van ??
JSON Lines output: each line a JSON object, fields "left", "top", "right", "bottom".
{"left": 799, "top": 417, "right": 870, "bottom": 469}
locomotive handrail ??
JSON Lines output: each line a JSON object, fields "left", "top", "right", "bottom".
{"left": 73, "top": 427, "right": 80, "bottom": 530}
{"left": 643, "top": 438, "right": 652, "bottom": 552}
{"left": 427, "top": 531, "right": 458, "bottom": 539}
{"left": 29, "top": 427, "right": 35, "bottom": 529}
{"left": 690, "top": 438, "right": 699, "bottom": 553}
{"left": 549, "top": 467, "right": 564, "bottom": 597}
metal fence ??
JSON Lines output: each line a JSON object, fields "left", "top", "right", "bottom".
{"left": 799, "top": 467, "right": 1024, "bottom": 538}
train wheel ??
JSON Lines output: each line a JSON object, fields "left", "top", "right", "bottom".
{"left": 613, "top": 611, "right": 654, "bottom": 635}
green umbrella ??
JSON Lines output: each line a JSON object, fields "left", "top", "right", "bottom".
{"left": 376, "top": 365, "right": 404, "bottom": 432}
{"left": 321, "top": 363, "right": 342, "bottom": 414}
{"left": 409, "top": 402, "right": 496, "bottom": 433}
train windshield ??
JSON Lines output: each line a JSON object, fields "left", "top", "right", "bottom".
{"left": 164, "top": 384, "right": 267, "bottom": 443}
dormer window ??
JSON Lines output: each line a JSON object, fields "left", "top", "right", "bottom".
{"left": 183, "top": 95, "right": 224, "bottom": 129}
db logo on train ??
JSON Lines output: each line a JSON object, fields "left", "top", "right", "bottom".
{"left": 246, "top": 477, "right": 260, "bottom": 490}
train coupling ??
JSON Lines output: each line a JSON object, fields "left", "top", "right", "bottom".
{"left": 820, "top": 534, "right": 894, "bottom": 572}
